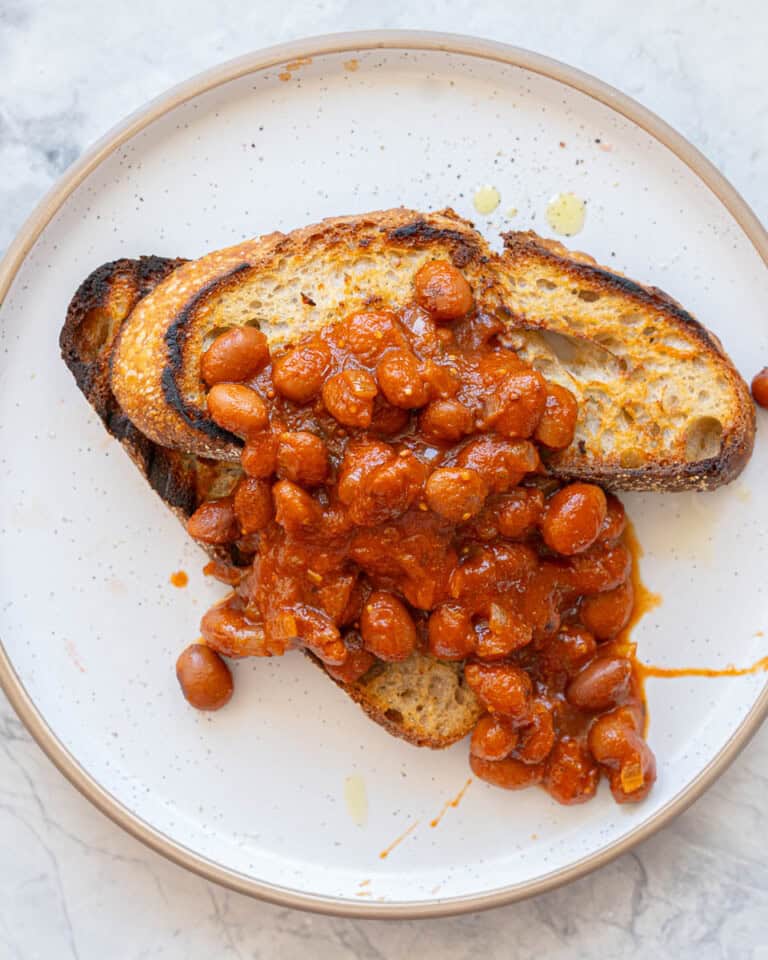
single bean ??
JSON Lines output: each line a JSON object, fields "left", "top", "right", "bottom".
{"left": 201, "top": 326, "right": 270, "bottom": 386}
{"left": 360, "top": 591, "right": 417, "bottom": 662}
{"left": 413, "top": 260, "right": 474, "bottom": 321}
{"left": 207, "top": 383, "right": 268, "bottom": 437}
{"left": 541, "top": 483, "right": 607, "bottom": 556}
{"left": 187, "top": 497, "right": 239, "bottom": 544}
{"left": 176, "top": 644, "right": 233, "bottom": 710}
{"left": 566, "top": 656, "right": 633, "bottom": 712}
{"left": 470, "top": 715, "right": 519, "bottom": 761}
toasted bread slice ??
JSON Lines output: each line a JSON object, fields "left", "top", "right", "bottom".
{"left": 495, "top": 232, "right": 756, "bottom": 491}
{"left": 61, "top": 256, "right": 480, "bottom": 749}
{"left": 109, "top": 209, "right": 754, "bottom": 490}
{"left": 61, "top": 211, "right": 757, "bottom": 752}
{"left": 111, "top": 208, "right": 490, "bottom": 460}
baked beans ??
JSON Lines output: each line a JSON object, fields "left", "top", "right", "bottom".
{"left": 185, "top": 261, "right": 654, "bottom": 807}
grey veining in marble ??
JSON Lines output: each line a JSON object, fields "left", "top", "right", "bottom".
{"left": 1, "top": 1, "right": 767, "bottom": 957}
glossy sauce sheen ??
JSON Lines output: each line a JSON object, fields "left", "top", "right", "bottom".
{"left": 186, "top": 260, "right": 657, "bottom": 807}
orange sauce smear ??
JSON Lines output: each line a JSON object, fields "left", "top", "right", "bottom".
{"left": 638, "top": 657, "right": 768, "bottom": 680}
{"left": 602, "top": 521, "right": 663, "bottom": 728}
{"left": 621, "top": 523, "right": 767, "bottom": 684}
{"left": 622, "top": 521, "right": 663, "bottom": 641}
{"left": 379, "top": 820, "right": 419, "bottom": 860}
{"left": 169, "top": 570, "right": 188, "bottom": 588}
{"left": 430, "top": 778, "right": 473, "bottom": 828}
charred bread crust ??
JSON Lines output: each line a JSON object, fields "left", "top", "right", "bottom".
{"left": 161, "top": 264, "right": 253, "bottom": 451}
{"left": 61, "top": 256, "right": 232, "bottom": 547}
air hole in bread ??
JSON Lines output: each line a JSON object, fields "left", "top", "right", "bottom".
{"left": 577, "top": 289, "right": 601, "bottom": 302}
{"left": 593, "top": 334, "right": 624, "bottom": 354}
{"left": 385, "top": 708, "right": 403, "bottom": 724}
{"left": 536, "top": 278, "right": 557, "bottom": 291}
{"left": 642, "top": 325, "right": 656, "bottom": 338}
{"left": 685, "top": 416, "right": 723, "bottom": 462}
{"left": 537, "top": 330, "right": 621, "bottom": 382}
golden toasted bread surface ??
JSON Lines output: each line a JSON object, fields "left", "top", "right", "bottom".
{"left": 496, "top": 232, "right": 755, "bottom": 490}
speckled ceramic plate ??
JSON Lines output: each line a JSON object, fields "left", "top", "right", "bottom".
{"left": 1, "top": 32, "right": 767, "bottom": 917}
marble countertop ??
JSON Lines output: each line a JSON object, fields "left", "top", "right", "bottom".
{"left": 2, "top": 1, "right": 767, "bottom": 956}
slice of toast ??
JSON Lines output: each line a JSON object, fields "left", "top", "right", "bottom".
{"left": 495, "top": 232, "right": 756, "bottom": 491}
{"left": 108, "top": 209, "right": 755, "bottom": 490}
{"left": 111, "top": 208, "right": 490, "bottom": 460}
{"left": 61, "top": 256, "right": 481, "bottom": 749}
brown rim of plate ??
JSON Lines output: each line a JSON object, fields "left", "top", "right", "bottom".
{"left": 0, "top": 30, "right": 766, "bottom": 919}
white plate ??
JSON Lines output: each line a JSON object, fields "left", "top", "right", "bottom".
{"left": 1, "top": 32, "right": 767, "bottom": 917}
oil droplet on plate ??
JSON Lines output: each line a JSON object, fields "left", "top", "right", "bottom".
{"left": 473, "top": 185, "right": 500, "bottom": 215}
{"left": 546, "top": 192, "right": 586, "bottom": 236}
{"left": 344, "top": 774, "right": 368, "bottom": 827}
{"left": 506, "top": 207, "right": 518, "bottom": 218}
